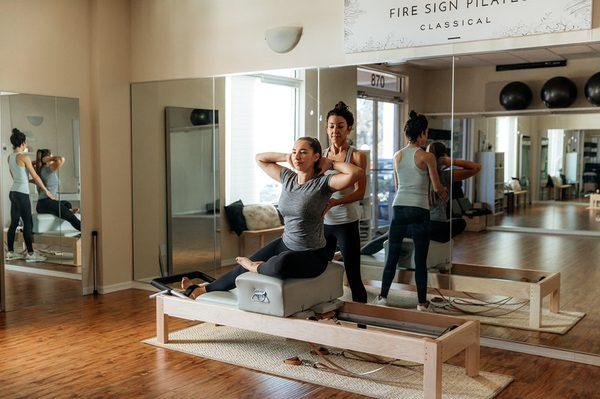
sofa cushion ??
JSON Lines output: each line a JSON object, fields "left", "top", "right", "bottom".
{"left": 224, "top": 200, "right": 247, "bottom": 235}
{"left": 242, "top": 204, "right": 282, "bottom": 231}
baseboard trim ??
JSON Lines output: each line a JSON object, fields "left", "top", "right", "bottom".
{"left": 487, "top": 226, "right": 600, "bottom": 237}
{"left": 5, "top": 264, "right": 82, "bottom": 281}
{"left": 97, "top": 281, "right": 134, "bottom": 294}
{"left": 481, "top": 337, "right": 600, "bottom": 366}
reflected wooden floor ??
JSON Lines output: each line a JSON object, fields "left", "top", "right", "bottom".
{"left": 495, "top": 202, "right": 600, "bottom": 231}
{"left": 1, "top": 289, "right": 598, "bottom": 399}
{"left": 3, "top": 268, "right": 81, "bottom": 311}
{"left": 453, "top": 231, "right": 600, "bottom": 354}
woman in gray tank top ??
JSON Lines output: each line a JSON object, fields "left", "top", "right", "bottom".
{"left": 34, "top": 149, "right": 81, "bottom": 231}
{"left": 373, "top": 112, "right": 447, "bottom": 311}
{"left": 322, "top": 102, "right": 367, "bottom": 303}
{"left": 6, "top": 128, "right": 54, "bottom": 262}
{"left": 180, "top": 137, "right": 364, "bottom": 299}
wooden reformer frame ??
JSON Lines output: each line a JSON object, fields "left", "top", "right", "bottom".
{"left": 365, "top": 262, "right": 561, "bottom": 329}
{"left": 156, "top": 295, "right": 480, "bottom": 399}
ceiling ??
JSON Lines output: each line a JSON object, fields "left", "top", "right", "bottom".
{"left": 382, "top": 44, "right": 600, "bottom": 71}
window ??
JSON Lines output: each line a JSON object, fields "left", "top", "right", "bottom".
{"left": 548, "top": 129, "right": 564, "bottom": 178}
{"left": 226, "top": 72, "right": 302, "bottom": 204}
{"left": 496, "top": 116, "right": 518, "bottom": 182}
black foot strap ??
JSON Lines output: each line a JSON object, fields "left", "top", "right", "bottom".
{"left": 183, "top": 284, "right": 200, "bottom": 298}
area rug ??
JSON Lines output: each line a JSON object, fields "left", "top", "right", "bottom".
{"left": 348, "top": 285, "right": 585, "bottom": 335}
{"left": 145, "top": 323, "right": 512, "bottom": 399}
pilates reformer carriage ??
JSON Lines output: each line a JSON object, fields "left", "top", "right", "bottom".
{"left": 152, "top": 262, "right": 480, "bottom": 399}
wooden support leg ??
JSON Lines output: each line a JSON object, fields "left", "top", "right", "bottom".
{"left": 156, "top": 296, "right": 169, "bottom": 344}
{"left": 550, "top": 288, "right": 560, "bottom": 314}
{"left": 423, "top": 340, "right": 442, "bottom": 399}
{"left": 465, "top": 323, "right": 480, "bottom": 377}
{"left": 529, "top": 285, "right": 541, "bottom": 329}
{"left": 73, "top": 238, "right": 82, "bottom": 266}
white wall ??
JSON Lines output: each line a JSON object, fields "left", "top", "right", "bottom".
{"left": 131, "top": 0, "right": 600, "bottom": 82}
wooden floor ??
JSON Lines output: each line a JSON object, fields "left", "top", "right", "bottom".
{"left": 453, "top": 231, "right": 600, "bottom": 354}
{"left": 0, "top": 289, "right": 598, "bottom": 399}
{"left": 495, "top": 202, "right": 600, "bottom": 231}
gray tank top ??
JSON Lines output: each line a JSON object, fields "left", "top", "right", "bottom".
{"left": 9, "top": 152, "right": 29, "bottom": 194}
{"left": 392, "top": 146, "right": 429, "bottom": 210}
{"left": 37, "top": 166, "right": 59, "bottom": 199}
{"left": 323, "top": 146, "right": 361, "bottom": 225}
{"left": 277, "top": 168, "right": 333, "bottom": 251}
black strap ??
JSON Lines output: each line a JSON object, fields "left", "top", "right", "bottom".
{"left": 183, "top": 284, "right": 200, "bottom": 298}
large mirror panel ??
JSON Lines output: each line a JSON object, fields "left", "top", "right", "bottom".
{"left": 450, "top": 47, "right": 600, "bottom": 356}
{"left": 0, "top": 93, "right": 82, "bottom": 311}
{"left": 132, "top": 78, "right": 219, "bottom": 282}
{"left": 323, "top": 60, "right": 456, "bottom": 308}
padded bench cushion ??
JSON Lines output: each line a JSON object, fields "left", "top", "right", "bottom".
{"left": 234, "top": 262, "right": 344, "bottom": 317}
{"left": 33, "top": 213, "right": 80, "bottom": 234}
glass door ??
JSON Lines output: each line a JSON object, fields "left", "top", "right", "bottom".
{"left": 357, "top": 98, "right": 401, "bottom": 232}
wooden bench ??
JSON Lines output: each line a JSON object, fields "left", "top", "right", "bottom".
{"left": 238, "top": 226, "right": 284, "bottom": 256}
{"left": 3, "top": 229, "right": 81, "bottom": 266}
{"left": 156, "top": 295, "right": 480, "bottom": 399}
{"left": 361, "top": 262, "right": 560, "bottom": 329}
{"left": 554, "top": 184, "right": 572, "bottom": 200}
{"left": 513, "top": 190, "right": 528, "bottom": 208}
{"left": 589, "top": 193, "right": 600, "bottom": 209}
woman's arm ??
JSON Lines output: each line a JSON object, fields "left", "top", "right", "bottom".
{"left": 438, "top": 156, "right": 481, "bottom": 182}
{"left": 424, "top": 152, "right": 448, "bottom": 202}
{"left": 21, "top": 155, "right": 55, "bottom": 199}
{"left": 327, "top": 151, "right": 367, "bottom": 206}
{"left": 43, "top": 155, "right": 65, "bottom": 172}
{"left": 255, "top": 152, "right": 288, "bottom": 183}
{"left": 327, "top": 160, "right": 364, "bottom": 192}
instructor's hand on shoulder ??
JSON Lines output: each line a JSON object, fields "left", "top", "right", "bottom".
{"left": 317, "top": 157, "right": 334, "bottom": 175}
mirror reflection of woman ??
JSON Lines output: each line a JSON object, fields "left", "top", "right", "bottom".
{"left": 6, "top": 128, "right": 53, "bottom": 262}
{"left": 180, "top": 137, "right": 363, "bottom": 299}
{"left": 374, "top": 112, "right": 447, "bottom": 311}
{"left": 426, "top": 142, "right": 481, "bottom": 243}
{"left": 322, "top": 102, "right": 368, "bottom": 303}
{"left": 34, "top": 149, "right": 81, "bottom": 232}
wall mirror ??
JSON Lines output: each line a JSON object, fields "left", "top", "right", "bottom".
{"left": 0, "top": 92, "right": 82, "bottom": 311}
{"left": 449, "top": 45, "right": 600, "bottom": 356}
{"left": 131, "top": 78, "right": 219, "bottom": 282}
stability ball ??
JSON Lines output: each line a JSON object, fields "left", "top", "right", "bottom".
{"left": 499, "top": 81, "right": 532, "bottom": 110}
{"left": 540, "top": 77, "right": 577, "bottom": 108}
{"left": 584, "top": 72, "right": 600, "bottom": 106}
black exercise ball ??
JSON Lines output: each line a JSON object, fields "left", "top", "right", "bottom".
{"left": 540, "top": 77, "right": 578, "bottom": 108}
{"left": 190, "top": 109, "right": 212, "bottom": 126}
{"left": 584, "top": 72, "right": 600, "bottom": 106}
{"left": 499, "top": 81, "right": 532, "bottom": 110}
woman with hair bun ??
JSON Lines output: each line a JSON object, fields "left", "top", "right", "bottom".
{"left": 373, "top": 111, "right": 447, "bottom": 311}
{"left": 6, "top": 128, "right": 54, "bottom": 262}
{"left": 322, "top": 101, "right": 368, "bottom": 303}
{"left": 180, "top": 136, "right": 363, "bottom": 299}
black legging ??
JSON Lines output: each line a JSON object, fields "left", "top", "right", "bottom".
{"left": 381, "top": 206, "right": 430, "bottom": 303}
{"left": 361, "top": 218, "right": 466, "bottom": 254}
{"left": 429, "top": 218, "right": 466, "bottom": 243}
{"left": 36, "top": 198, "right": 81, "bottom": 231}
{"left": 325, "top": 221, "right": 367, "bottom": 303}
{"left": 7, "top": 191, "right": 34, "bottom": 253}
{"left": 206, "top": 238, "right": 329, "bottom": 292}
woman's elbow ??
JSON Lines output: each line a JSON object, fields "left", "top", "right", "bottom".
{"left": 353, "top": 168, "right": 365, "bottom": 183}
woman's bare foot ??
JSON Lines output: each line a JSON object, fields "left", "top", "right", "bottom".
{"left": 236, "top": 256, "right": 264, "bottom": 273}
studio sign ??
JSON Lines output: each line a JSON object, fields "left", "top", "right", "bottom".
{"left": 344, "top": 0, "right": 592, "bottom": 53}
